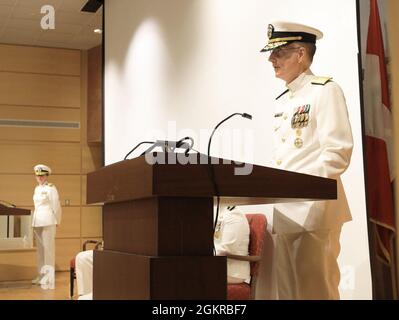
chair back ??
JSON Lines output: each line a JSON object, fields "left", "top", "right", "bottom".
{"left": 246, "top": 214, "right": 267, "bottom": 280}
{"left": 227, "top": 213, "right": 267, "bottom": 300}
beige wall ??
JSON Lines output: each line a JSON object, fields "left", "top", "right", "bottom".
{"left": 388, "top": 0, "right": 399, "bottom": 294}
{"left": 0, "top": 44, "right": 102, "bottom": 275}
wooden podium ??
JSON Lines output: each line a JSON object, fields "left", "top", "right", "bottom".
{"left": 0, "top": 203, "right": 30, "bottom": 216}
{"left": 87, "top": 153, "right": 336, "bottom": 299}
{"left": 0, "top": 202, "right": 31, "bottom": 238}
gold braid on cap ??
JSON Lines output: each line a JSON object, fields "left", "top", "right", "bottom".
{"left": 268, "top": 36, "right": 303, "bottom": 44}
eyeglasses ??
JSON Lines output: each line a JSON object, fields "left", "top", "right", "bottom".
{"left": 269, "top": 46, "right": 303, "bottom": 59}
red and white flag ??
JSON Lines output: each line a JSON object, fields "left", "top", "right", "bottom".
{"left": 364, "top": 0, "right": 395, "bottom": 264}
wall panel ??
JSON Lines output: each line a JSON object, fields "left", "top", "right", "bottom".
{"left": 0, "top": 44, "right": 81, "bottom": 76}
{"left": 0, "top": 127, "right": 80, "bottom": 142}
{"left": 55, "top": 238, "right": 81, "bottom": 271}
{"left": 0, "top": 105, "right": 80, "bottom": 121}
{"left": 81, "top": 175, "right": 87, "bottom": 206}
{"left": 0, "top": 142, "right": 81, "bottom": 174}
{"left": 0, "top": 175, "right": 81, "bottom": 207}
{"left": 0, "top": 72, "right": 80, "bottom": 108}
{"left": 87, "top": 45, "right": 102, "bottom": 143}
{"left": 0, "top": 44, "right": 103, "bottom": 276}
{"left": 0, "top": 106, "right": 80, "bottom": 141}
{"left": 82, "top": 145, "right": 103, "bottom": 174}
{"left": 56, "top": 207, "right": 81, "bottom": 239}
{"left": 81, "top": 206, "right": 102, "bottom": 238}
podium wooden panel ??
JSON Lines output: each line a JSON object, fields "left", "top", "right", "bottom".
{"left": 102, "top": 197, "right": 213, "bottom": 256}
{"left": 93, "top": 250, "right": 226, "bottom": 299}
{"left": 0, "top": 203, "right": 30, "bottom": 216}
{"left": 87, "top": 153, "right": 336, "bottom": 300}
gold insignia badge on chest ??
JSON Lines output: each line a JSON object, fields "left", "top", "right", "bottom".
{"left": 291, "top": 104, "right": 311, "bottom": 129}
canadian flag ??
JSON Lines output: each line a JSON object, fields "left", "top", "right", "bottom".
{"left": 364, "top": 0, "right": 395, "bottom": 264}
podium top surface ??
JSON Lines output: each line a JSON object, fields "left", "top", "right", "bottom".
{"left": 87, "top": 152, "right": 336, "bottom": 205}
{"left": 0, "top": 203, "right": 31, "bottom": 215}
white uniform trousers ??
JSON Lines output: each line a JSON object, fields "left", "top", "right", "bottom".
{"left": 33, "top": 225, "right": 56, "bottom": 289}
{"left": 275, "top": 228, "right": 341, "bottom": 300}
{"left": 76, "top": 250, "right": 93, "bottom": 297}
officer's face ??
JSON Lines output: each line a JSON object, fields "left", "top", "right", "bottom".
{"left": 268, "top": 44, "right": 305, "bottom": 83}
{"left": 36, "top": 175, "right": 47, "bottom": 185}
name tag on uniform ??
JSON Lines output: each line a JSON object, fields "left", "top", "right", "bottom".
{"left": 274, "top": 112, "right": 283, "bottom": 118}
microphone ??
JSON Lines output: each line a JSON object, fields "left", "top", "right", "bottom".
{"left": 206, "top": 112, "right": 252, "bottom": 253}
{"left": 153, "top": 139, "right": 191, "bottom": 152}
{"left": 140, "top": 137, "right": 194, "bottom": 156}
{"left": 124, "top": 137, "right": 195, "bottom": 160}
{"left": 123, "top": 141, "right": 154, "bottom": 160}
{"left": 207, "top": 113, "right": 253, "bottom": 157}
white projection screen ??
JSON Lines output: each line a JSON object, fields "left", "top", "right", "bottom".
{"left": 104, "top": 0, "right": 371, "bottom": 299}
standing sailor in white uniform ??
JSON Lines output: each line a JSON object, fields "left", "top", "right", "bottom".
{"left": 261, "top": 21, "right": 353, "bottom": 299}
{"left": 32, "top": 164, "right": 62, "bottom": 290}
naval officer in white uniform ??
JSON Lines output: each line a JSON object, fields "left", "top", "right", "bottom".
{"left": 261, "top": 21, "right": 353, "bottom": 299}
{"left": 76, "top": 249, "right": 94, "bottom": 300}
{"left": 32, "top": 164, "right": 62, "bottom": 289}
{"left": 214, "top": 206, "right": 250, "bottom": 284}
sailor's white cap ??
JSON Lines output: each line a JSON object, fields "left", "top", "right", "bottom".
{"left": 261, "top": 21, "right": 323, "bottom": 52}
{"left": 34, "top": 164, "right": 51, "bottom": 176}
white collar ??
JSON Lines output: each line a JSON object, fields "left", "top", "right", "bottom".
{"left": 286, "top": 69, "right": 314, "bottom": 93}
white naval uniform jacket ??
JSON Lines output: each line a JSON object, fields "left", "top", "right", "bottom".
{"left": 32, "top": 182, "right": 62, "bottom": 227}
{"left": 271, "top": 70, "right": 353, "bottom": 234}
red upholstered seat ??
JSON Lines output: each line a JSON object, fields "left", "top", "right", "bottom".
{"left": 69, "top": 240, "right": 102, "bottom": 299}
{"left": 227, "top": 282, "right": 251, "bottom": 300}
{"left": 227, "top": 214, "right": 268, "bottom": 300}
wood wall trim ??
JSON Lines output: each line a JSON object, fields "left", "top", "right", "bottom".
{"left": 87, "top": 45, "right": 102, "bottom": 143}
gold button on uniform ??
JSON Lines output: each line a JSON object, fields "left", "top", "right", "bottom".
{"left": 294, "top": 138, "right": 303, "bottom": 148}
{"left": 277, "top": 160, "right": 282, "bottom": 165}
{"left": 281, "top": 138, "right": 286, "bottom": 143}
{"left": 283, "top": 114, "right": 288, "bottom": 120}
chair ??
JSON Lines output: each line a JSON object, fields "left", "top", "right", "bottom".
{"left": 227, "top": 213, "right": 267, "bottom": 300}
{"left": 69, "top": 240, "right": 102, "bottom": 299}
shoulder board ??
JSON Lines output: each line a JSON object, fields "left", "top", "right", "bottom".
{"left": 275, "top": 89, "right": 289, "bottom": 100}
{"left": 47, "top": 183, "right": 54, "bottom": 187}
{"left": 311, "top": 76, "right": 333, "bottom": 86}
